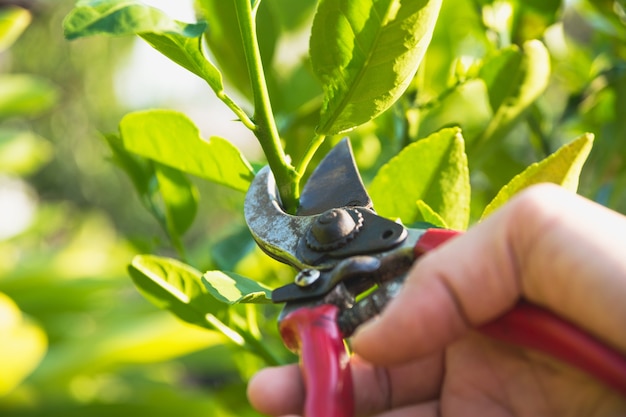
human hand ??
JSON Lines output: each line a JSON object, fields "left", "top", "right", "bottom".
{"left": 248, "top": 184, "right": 626, "bottom": 416}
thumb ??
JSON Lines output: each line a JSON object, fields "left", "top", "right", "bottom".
{"left": 352, "top": 184, "right": 626, "bottom": 365}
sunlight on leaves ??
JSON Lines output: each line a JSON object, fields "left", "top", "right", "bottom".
{"left": 481, "top": 133, "right": 594, "bottom": 219}
{"left": 0, "top": 293, "right": 47, "bottom": 397}
{"left": 119, "top": 110, "right": 254, "bottom": 192}
{"left": 0, "top": 6, "right": 31, "bottom": 53}
{"left": 0, "top": 129, "right": 52, "bottom": 176}
{"left": 203, "top": 271, "right": 272, "bottom": 305}
{"left": 0, "top": 75, "right": 59, "bottom": 119}
{"left": 63, "top": 0, "right": 205, "bottom": 40}
{"left": 416, "top": 200, "right": 449, "bottom": 228}
{"left": 310, "top": 0, "right": 442, "bottom": 134}
{"left": 369, "top": 127, "right": 470, "bottom": 230}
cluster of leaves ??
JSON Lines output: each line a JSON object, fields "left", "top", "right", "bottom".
{"left": 61, "top": 0, "right": 447, "bottom": 365}
{"left": 1, "top": 4, "right": 268, "bottom": 416}
{"left": 0, "top": 0, "right": 614, "bottom": 415}
{"left": 0, "top": 5, "right": 54, "bottom": 398}
{"left": 59, "top": 0, "right": 621, "bottom": 376}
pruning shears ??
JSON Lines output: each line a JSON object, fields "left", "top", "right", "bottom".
{"left": 244, "top": 139, "right": 626, "bottom": 417}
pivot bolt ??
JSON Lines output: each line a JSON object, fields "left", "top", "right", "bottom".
{"left": 306, "top": 208, "right": 363, "bottom": 251}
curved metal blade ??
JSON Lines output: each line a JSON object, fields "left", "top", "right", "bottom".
{"left": 297, "top": 138, "right": 372, "bottom": 216}
{"left": 244, "top": 166, "right": 313, "bottom": 269}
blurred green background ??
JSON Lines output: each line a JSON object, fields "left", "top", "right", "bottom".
{"left": 1, "top": 0, "right": 626, "bottom": 416}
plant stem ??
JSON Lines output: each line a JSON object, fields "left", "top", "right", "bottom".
{"left": 294, "top": 133, "right": 326, "bottom": 195}
{"left": 217, "top": 91, "right": 256, "bottom": 131}
{"left": 233, "top": 0, "right": 298, "bottom": 211}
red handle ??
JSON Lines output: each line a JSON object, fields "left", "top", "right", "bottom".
{"left": 416, "top": 228, "right": 626, "bottom": 396}
{"left": 279, "top": 304, "right": 354, "bottom": 417}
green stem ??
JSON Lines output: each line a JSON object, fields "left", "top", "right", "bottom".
{"left": 217, "top": 91, "right": 256, "bottom": 131}
{"left": 233, "top": 0, "right": 298, "bottom": 211}
{"left": 294, "top": 133, "right": 326, "bottom": 196}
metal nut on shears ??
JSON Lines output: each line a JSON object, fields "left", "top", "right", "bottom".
{"left": 306, "top": 208, "right": 363, "bottom": 252}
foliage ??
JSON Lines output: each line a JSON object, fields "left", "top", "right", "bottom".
{"left": 2, "top": 0, "right": 626, "bottom": 416}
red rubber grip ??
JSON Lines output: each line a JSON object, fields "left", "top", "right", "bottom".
{"left": 480, "top": 301, "right": 626, "bottom": 396}
{"left": 415, "top": 228, "right": 626, "bottom": 396}
{"left": 279, "top": 304, "right": 354, "bottom": 417}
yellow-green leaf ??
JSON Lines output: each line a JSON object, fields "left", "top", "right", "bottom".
{"left": 0, "top": 293, "right": 47, "bottom": 397}
{"left": 416, "top": 200, "right": 448, "bottom": 228}
{"left": 481, "top": 133, "right": 594, "bottom": 219}
{"left": 0, "top": 6, "right": 31, "bottom": 53}
{"left": 202, "top": 271, "right": 272, "bottom": 305}
{"left": 63, "top": 0, "right": 205, "bottom": 40}
{"left": 310, "top": 0, "right": 442, "bottom": 135}
{"left": 369, "top": 127, "right": 470, "bottom": 230}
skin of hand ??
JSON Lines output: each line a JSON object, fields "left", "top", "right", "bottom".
{"left": 247, "top": 183, "right": 626, "bottom": 417}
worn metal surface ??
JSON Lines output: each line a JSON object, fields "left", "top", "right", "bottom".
{"left": 244, "top": 166, "right": 312, "bottom": 269}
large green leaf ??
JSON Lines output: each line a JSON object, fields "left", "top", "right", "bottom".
{"left": 0, "top": 293, "right": 47, "bottom": 397}
{"left": 0, "top": 75, "right": 58, "bottom": 119}
{"left": 476, "top": 40, "right": 550, "bottom": 146}
{"left": 154, "top": 163, "right": 199, "bottom": 237}
{"left": 63, "top": 0, "right": 205, "bottom": 40}
{"left": 203, "top": 271, "right": 272, "bottom": 305}
{"left": 119, "top": 110, "right": 254, "bottom": 192}
{"left": 128, "top": 255, "right": 227, "bottom": 329}
{"left": 0, "top": 6, "right": 31, "bottom": 53}
{"left": 310, "top": 0, "right": 442, "bottom": 135}
{"left": 481, "top": 133, "right": 594, "bottom": 219}
{"left": 369, "top": 127, "right": 470, "bottom": 230}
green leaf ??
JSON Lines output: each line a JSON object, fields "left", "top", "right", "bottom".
{"left": 476, "top": 40, "right": 550, "bottom": 146}
{"left": 0, "top": 75, "right": 59, "bottom": 119}
{"left": 0, "top": 293, "right": 47, "bottom": 397}
{"left": 154, "top": 163, "right": 198, "bottom": 237}
{"left": 481, "top": 133, "right": 594, "bottom": 219}
{"left": 310, "top": 0, "right": 442, "bottom": 135}
{"left": 128, "top": 255, "right": 227, "bottom": 329}
{"left": 202, "top": 271, "right": 272, "bottom": 305}
{"left": 63, "top": 0, "right": 205, "bottom": 40}
{"left": 416, "top": 200, "right": 449, "bottom": 228}
{"left": 119, "top": 110, "right": 255, "bottom": 192}
{"left": 139, "top": 32, "right": 224, "bottom": 94}
{"left": 369, "top": 127, "right": 470, "bottom": 230}
{"left": 0, "top": 129, "right": 52, "bottom": 175}
{"left": 0, "top": 6, "right": 31, "bottom": 53}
